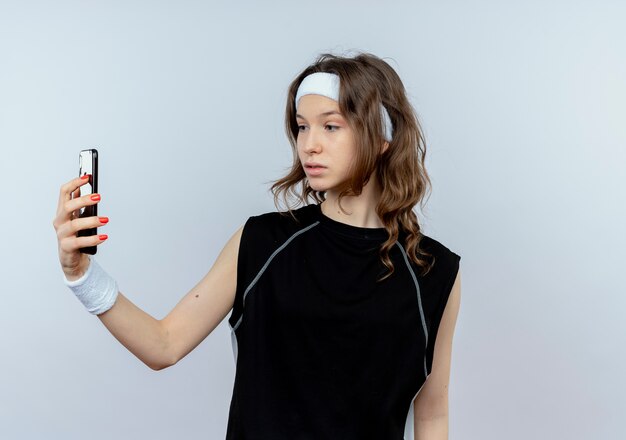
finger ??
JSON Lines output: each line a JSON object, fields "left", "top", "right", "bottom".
{"left": 57, "top": 215, "right": 108, "bottom": 240}
{"left": 58, "top": 175, "right": 91, "bottom": 209}
{"left": 57, "top": 175, "right": 89, "bottom": 217}
{"left": 59, "top": 233, "right": 108, "bottom": 254}
{"left": 71, "top": 188, "right": 81, "bottom": 219}
{"left": 64, "top": 192, "right": 100, "bottom": 221}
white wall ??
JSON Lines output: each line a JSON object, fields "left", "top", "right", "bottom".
{"left": 1, "top": 1, "right": 624, "bottom": 438}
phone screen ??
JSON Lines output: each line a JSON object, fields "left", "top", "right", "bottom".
{"left": 78, "top": 150, "right": 94, "bottom": 216}
{"left": 77, "top": 149, "right": 98, "bottom": 255}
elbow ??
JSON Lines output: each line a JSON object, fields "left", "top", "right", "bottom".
{"left": 148, "top": 362, "right": 169, "bottom": 371}
{"left": 149, "top": 364, "right": 169, "bottom": 371}
{"left": 147, "top": 322, "right": 179, "bottom": 371}
{"left": 146, "top": 348, "right": 179, "bottom": 371}
{"left": 147, "top": 357, "right": 176, "bottom": 371}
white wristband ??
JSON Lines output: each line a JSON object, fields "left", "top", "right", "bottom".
{"left": 63, "top": 255, "right": 119, "bottom": 315}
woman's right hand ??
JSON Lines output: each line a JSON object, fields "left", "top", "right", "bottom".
{"left": 53, "top": 175, "right": 109, "bottom": 281}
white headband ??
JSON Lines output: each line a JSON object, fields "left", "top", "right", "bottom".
{"left": 295, "top": 72, "right": 393, "bottom": 142}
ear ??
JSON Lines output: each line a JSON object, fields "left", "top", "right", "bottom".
{"left": 381, "top": 141, "right": 390, "bottom": 154}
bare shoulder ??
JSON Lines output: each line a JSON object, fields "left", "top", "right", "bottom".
{"left": 414, "top": 267, "right": 462, "bottom": 419}
{"left": 161, "top": 224, "right": 245, "bottom": 366}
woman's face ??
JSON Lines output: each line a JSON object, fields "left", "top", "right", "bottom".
{"left": 296, "top": 94, "right": 356, "bottom": 194}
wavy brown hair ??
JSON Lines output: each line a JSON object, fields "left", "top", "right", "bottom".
{"left": 269, "top": 52, "right": 435, "bottom": 281}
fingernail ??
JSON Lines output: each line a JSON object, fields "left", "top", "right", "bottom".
{"left": 99, "top": 234, "right": 108, "bottom": 240}
{"left": 90, "top": 194, "right": 101, "bottom": 201}
{"left": 99, "top": 217, "right": 109, "bottom": 224}
{"left": 81, "top": 174, "right": 90, "bottom": 180}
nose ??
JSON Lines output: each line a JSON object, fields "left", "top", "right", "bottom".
{"left": 300, "top": 127, "right": 322, "bottom": 154}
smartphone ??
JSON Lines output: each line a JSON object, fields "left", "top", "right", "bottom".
{"left": 77, "top": 149, "right": 99, "bottom": 255}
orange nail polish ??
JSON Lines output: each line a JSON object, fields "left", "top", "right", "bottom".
{"left": 90, "top": 194, "right": 101, "bottom": 201}
{"left": 81, "top": 174, "right": 90, "bottom": 180}
{"left": 99, "top": 234, "right": 108, "bottom": 240}
{"left": 99, "top": 217, "right": 109, "bottom": 224}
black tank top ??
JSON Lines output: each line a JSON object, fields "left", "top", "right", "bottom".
{"left": 226, "top": 203, "right": 461, "bottom": 440}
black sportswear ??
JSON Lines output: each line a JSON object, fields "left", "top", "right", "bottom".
{"left": 225, "top": 203, "right": 461, "bottom": 440}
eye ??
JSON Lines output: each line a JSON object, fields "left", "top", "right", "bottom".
{"left": 297, "top": 125, "right": 307, "bottom": 132}
{"left": 325, "top": 125, "right": 339, "bottom": 132}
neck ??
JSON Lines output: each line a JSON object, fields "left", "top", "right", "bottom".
{"left": 320, "top": 174, "right": 384, "bottom": 228}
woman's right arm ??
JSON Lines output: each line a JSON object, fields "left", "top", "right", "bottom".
{"left": 54, "top": 176, "right": 242, "bottom": 371}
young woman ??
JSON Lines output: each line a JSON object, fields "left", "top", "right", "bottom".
{"left": 54, "top": 52, "right": 462, "bottom": 440}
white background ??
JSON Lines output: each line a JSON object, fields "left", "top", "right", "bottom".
{"left": 1, "top": 1, "right": 624, "bottom": 439}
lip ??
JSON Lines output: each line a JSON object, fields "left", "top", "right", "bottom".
{"left": 305, "top": 164, "right": 326, "bottom": 176}
{"left": 305, "top": 162, "right": 326, "bottom": 168}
